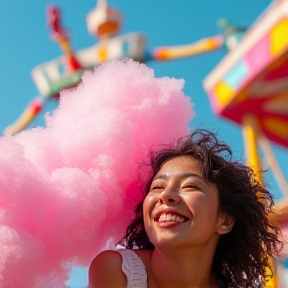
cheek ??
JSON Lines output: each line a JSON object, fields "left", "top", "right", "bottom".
{"left": 184, "top": 194, "right": 219, "bottom": 218}
{"left": 143, "top": 195, "right": 156, "bottom": 227}
{"left": 143, "top": 194, "right": 156, "bottom": 213}
{"left": 183, "top": 193, "right": 205, "bottom": 207}
{"left": 143, "top": 194, "right": 152, "bottom": 221}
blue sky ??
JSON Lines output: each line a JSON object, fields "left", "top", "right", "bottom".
{"left": 0, "top": 0, "right": 287, "bottom": 287}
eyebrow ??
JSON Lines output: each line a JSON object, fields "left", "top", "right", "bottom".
{"left": 153, "top": 172, "right": 204, "bottom": 181}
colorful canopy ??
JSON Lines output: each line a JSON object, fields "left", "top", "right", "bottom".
{"left": 204, "top": 0, "right": 288, "bottom": 148}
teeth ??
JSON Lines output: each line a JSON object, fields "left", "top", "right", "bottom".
{"left": 158, "top": 213, "right": 185, "bottom": 223}
{"left": 171, "top": 215, "right": 177, "bottom": 221}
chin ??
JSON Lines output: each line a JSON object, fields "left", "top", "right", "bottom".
{"left": 150, "top": 235, "right": 187, "bottom": 249}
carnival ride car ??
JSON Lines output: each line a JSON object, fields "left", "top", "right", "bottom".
{"left": 3, "top": 0, "right": 242, "bottom": 136}
{"left": 203, "top": 1, "right": 288, "bottom": 287}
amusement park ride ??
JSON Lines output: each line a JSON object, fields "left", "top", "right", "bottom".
{"left": 3, "top": 0, "right": 288, "bottom": 286}
{"left": 3, "top": 0, "right": 242, "bottom": 137}
{"left": 204, "top": 1, "right": 288, "bottom": 285}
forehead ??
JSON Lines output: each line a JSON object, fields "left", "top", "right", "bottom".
{"left": 156, "top": 156, "right": 203, "bottom": 176}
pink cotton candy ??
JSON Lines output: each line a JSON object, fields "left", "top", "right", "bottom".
{"left": 0, "top": 60, "right": 194, "bottom": 287}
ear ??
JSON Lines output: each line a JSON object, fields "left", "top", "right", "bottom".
{"left": 216, "top": 211, "right": 235, "bottom": 235}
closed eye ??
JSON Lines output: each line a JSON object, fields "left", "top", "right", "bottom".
{"left": 151, "top": 186, "right": 164, "bottom": 190}
{"left": 150, "top": 179, "right": 166, "bottom": 191}
{"left": 183, "top": 184, "right": 199, "bottom": 190}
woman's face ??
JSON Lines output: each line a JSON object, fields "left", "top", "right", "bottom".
{"left": 143, "top": 156, "right": 227, "bottom": 249}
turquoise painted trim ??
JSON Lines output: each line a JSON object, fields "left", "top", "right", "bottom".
{"left": 122, "top": 41, "right": 129, "bottom": 58}
{"left": 224, "top": 60, "right": 249, "bottom": 90}
{"left": 46, "top": 70, "right": 85, "bottom": 97}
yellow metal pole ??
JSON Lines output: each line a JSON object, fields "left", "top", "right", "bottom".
{"left": 242, "top": 114, "right": 277, "bottom": 288}
{"left": 242, "top": 114, "right": 262, "bottom": 181}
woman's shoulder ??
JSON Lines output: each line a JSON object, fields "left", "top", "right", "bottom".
{"left": 89, "top": 250, "right": 127, "bottom": 288}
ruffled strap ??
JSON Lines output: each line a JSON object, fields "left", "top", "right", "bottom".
{"left": 117, "top": 249, "right": 148, "bottom": 288}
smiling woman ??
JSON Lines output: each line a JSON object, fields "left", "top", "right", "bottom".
{"left": 144, "top": 156, "right": 224, "bottom": 251}
{"left": 88, "top": 129, "right": 283, "bottom": 288}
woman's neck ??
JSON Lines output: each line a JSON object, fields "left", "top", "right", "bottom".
{"left": 147, "top": 246, "right": 219, "bottom": 288}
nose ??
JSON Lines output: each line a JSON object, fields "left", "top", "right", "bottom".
{"left": 158, "top": 187, "right": 181, "bottom": 206}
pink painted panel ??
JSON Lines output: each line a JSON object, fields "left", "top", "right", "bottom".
{"left": 245, "top": 36, "right": 270, "bottom": 76}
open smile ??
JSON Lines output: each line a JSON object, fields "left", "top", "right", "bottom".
{"left": 153, "top": 211, "right": 189, "bottom": 228}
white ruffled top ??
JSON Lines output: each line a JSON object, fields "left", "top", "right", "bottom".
{"left": 117, "top": 249, "right": 148, "bottom": 288}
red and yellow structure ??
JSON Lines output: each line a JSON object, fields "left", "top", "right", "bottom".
{"left": 204, "top": 1, "right": 288, "bottom": 286}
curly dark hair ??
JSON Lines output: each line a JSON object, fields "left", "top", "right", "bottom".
{"left": 119, "top": 129, "right": 282, "bottom": 287}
